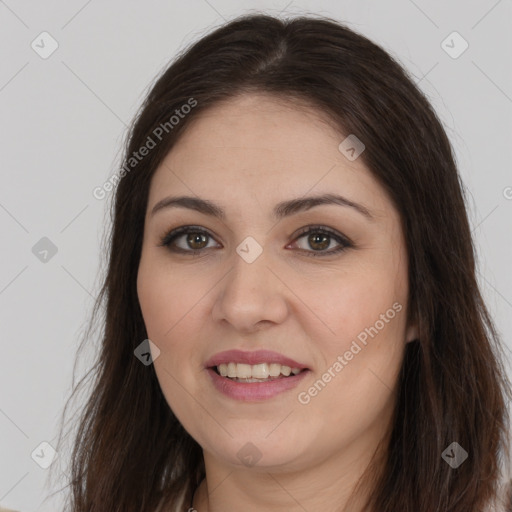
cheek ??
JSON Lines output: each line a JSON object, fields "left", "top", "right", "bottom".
{"left": 137, "top": 255, "right": 204, "bottom": 342}
{"left": 136, "top": 257, "right": 214, "bottom": 409}
{"left": 302, "top": 260, "right": 406, "bottom": 352}
{"left": 298, "top": 253, "right": 408, "bottom": 407}
{"left": 137, "top": 259, "right": 209, "bottom": 426}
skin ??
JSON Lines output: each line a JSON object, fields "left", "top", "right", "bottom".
{"left": 137, "top": 93, "right": 418, "bottom": 512}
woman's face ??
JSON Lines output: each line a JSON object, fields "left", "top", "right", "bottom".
{"left": 137, "top": 93, "right": 417, "bottom": 474}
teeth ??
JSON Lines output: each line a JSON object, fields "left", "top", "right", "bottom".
{"left": 236, "top": 363, "right": 252, "bottom": 379}
{"left": 269, "top": 363, "right": 281, "bottom": 377}
{"left": 227, "top": 362, "right": 237, "bottom": 378}
{"left": 281, "top": 365, "right": 291, "bottom": 377}
{"left": 252, "top": 363, "right": 269, "bottom": 379}
{"left": 216, "top": 362, "right": 303, "bottom": 380}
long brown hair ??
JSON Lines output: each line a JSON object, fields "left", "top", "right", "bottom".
{"left": 51, "top": 13, "right": 512, "bottom": 511}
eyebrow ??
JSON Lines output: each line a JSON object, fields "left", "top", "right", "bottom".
{"left": 150, "top": 193, "right": 374, "bottom": 221}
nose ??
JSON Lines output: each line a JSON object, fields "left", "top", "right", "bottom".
{"left": 211, "top": 246, "right": 289, "bottom": 333}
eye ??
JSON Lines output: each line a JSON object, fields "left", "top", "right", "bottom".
{"left": 158, "top": 224, "right": 353, "bottom": 258}
{"left": 287, "top": 225, "right": 352, "bottom": 257}
{"left": 158, "top": 225, "right": 219, "bottom": 255}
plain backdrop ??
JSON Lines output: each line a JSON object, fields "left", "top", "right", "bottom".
{"left": 1, "top": 1, "right": 511, "bottom": 510}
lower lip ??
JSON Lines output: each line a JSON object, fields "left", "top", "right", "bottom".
{"left": 207, "top": 368, "right": 310, "bottom": 401}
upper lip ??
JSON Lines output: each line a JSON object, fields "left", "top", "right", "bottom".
{"left": 205, "top": 349, "right": 309, "bottom": 370}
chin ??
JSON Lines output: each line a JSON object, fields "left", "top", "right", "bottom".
{"left": 202, "top": 432, "right": 311, "bottom": 472}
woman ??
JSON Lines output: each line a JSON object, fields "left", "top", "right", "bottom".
{"left": 54, "top": 13, "right": 512, "bottom": 512}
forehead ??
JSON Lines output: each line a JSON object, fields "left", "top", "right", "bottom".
{"left": 148, "top": 93, "right": 390, "bottom": 219}
{"left": 169, "top": 93, "right": 345, "bottom": 165}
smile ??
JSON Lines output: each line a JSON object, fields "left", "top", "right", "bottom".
{"left": 214, "top": 362, "right": 303, "bottom": 380}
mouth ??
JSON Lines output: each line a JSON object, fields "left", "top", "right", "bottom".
{"left": 206, "top": 357, "right": 311, "bottom": 402}
{"left": 204, "top": 350, "right": 311, "bottom": 401}
{"left": 209, "top": 362, "right": 307, "bottom": 382}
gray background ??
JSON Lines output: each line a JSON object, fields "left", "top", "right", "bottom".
{"left": 1, "top": 1, "right": 511, "bottom": 510}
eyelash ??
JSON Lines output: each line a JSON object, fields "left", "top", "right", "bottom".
{"left": 158, "top": 224, "right": 353, "bottom": 258}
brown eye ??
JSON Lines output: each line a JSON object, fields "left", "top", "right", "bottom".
{"left": 290, "top": 226, "right": 352, "bottom": 257}
{"left": 185, "top": 232, "right": 209, "bottom": 250}
{"left": 159, "top": 226, "right": 218, "bottom": 254}
{"left": 305, "top": 232, "right": 330, "bottom": 251}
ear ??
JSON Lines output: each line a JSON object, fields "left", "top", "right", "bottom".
{"left": 405, "top": 320, "right": 418, "bottom": 343}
